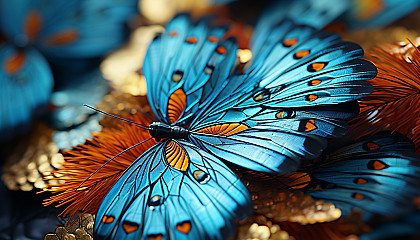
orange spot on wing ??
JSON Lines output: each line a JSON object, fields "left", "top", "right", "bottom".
{"left": 3, "top": 50, "right": 26, "bottom": 75}
{"left": 309, "top": 80, "right": 322, "bottom": 86}
{"left": 169, "top": 31, "right": 178, "bottom": 37}
{"left": 148, "top": 235, "right": 163, "bottom": 240}
{"left": 352, "top": 193, "right": 365, "bottom": 200}
{"left": 123, "top": 222, "right": 139, "bottom": 233}
{"left": 283, "top": 38, "right": 298, "bottom": 47}
{"left": 295, "top": 50, "right": 310, "bottom": 59}
{"left": 355, "top": 178, "right": 368, "bottom": 184}
{"left": 216, "top": 46, "right": 227, "bottom": 55}
{"left": 185, "top": 36, "right": 197, "bottom": 44}
{"left": 176, "top": 221, "right": 192, "bottom": 234}
{"left": 367, "top": 142, "right": 380, "bottom": 150}
{"left": 166, "top": 141, "right": 189, "bottom": 171}
{"left": 306, "top": 94, "right": 318, "bottom": 101}
{"left": 355, "top": 0, "right": 384, "bottom": 21}
{"left": 371, "top": 160, "right": 388, "bottom": 170}
{"left": 102, "top": 215, "right": 114, "bottom": 223}
{"left": 168, "top": 89, "right": 186, "bottom": 123}
{"left": 45, "top": 29, "right": 79, "bottom": 46}
{"left": 207, "top": 36, "right": 218, "bottom": 43}
{"left": 197, "top": 123, "right": 248, "bottom": 136}
{"left": 305, "top": 119, "right": 317, "bottom": 132}
{"left": 25, "top": 11, "right": 42, "bottom": 41}
{"left": 309, "top": 62, "right": 326, "bottom": 72}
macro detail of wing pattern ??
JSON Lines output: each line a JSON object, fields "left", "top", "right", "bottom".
{"left": 197, "top": 123, "right": 249, "bottom": 136}
{"left": 94, "top": 141, "right": 252, "bottom": 240}
{"left": 303, "top": 132, "right": 420, "bottom": 220}
{"left": 144, "top": 14, "right": 237, "bottom": 126}
{"left": 167, "top": 89, "right": 186, "bottom": 123}
{"left": 165, "top": 140, "right": 189, "bottom": 171}
{"left": 188, "top": 18, "right": 376, "bottom": 174}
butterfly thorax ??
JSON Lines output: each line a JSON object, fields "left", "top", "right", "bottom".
{"left": 148, "top": 122, "right": 189, "bottom": 141}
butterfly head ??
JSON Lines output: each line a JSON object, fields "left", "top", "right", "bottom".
{"left": 148, "top": 122, "right": 189, "bottom": 141}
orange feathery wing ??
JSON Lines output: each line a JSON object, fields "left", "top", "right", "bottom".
{"left": 42, "top": 110, "right": 156, "bottom": 217}
{"left": 351, "top": 40, "right": 420, "bottom": 153}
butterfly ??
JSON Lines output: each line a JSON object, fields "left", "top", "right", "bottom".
{"left": 0, "top": 43, "right": 53, "bottom": 142}
{"left": 0, "top": 0, "right": 137, "bottom": 141}
{"left": 0, "top": 0, "right": 138, "bottom": 59}
{"left": 302, "top": 131, "right": 420, "bottom": 220}
{"left": 92, "top": 13, "right": 376, "bottom": 239}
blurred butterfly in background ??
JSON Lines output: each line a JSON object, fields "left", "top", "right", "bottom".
{"left": 0, "top": 0, "right": 137, "bottom": 142}
{"left": 92, "top": 7, "right": 377, "bottom": 238}
{"left": 302, "top": 131, "right": 420, "bottom": 221}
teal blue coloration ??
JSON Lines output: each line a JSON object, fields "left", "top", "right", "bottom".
{"left": 305, "top": 132, "right": 420, "bottom": 220}
{"left": 94, "top": 141, "right": 252, "bottom": 240}
{"left": 95, "top": 11, "right": 376, "bottom": 239}
{"left": 0, "top": 0, "right": 138, "bottom": 58}
{"left": 0, "top": 43, "right": 53, "bottom": 141}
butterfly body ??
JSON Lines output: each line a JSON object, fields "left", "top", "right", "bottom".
{"left": 148, "top": 122, "right": 189, "bottom": 142}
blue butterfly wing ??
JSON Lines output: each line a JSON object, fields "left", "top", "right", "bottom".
{"left": 0, "top": 0, "right": 137, "bottom": 58}
{"left": 143, "top": 15, "right": 237, "bottom": 125}
{"left": 94, "top": 140, "right": 252, "bottom": 240}
{"left": 0, "top": 43, "right": 53, "bottom": 141}
{"left": 188, "top": 20, "right": 376, "bottom": 174}
{"left": 304, "top": 132, "right": 420, "bottom": 220}
{"left": 344, "top": 0, "right": 420, "bottom": 28}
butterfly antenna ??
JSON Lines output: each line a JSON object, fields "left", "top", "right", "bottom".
{"left": 135, "top": 107, "right": 158, "bottom": 122}
{"left": 83, "top": 104, "right": 149, "bottom": 129}
{"left": 75, "top": 137, "right": 153, "bottom": 190}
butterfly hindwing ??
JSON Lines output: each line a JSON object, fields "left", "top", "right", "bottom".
{"left": 304, "top": 132, "right": 420, "bottom": 220}
{"left": 94, "top": 140, "right": 252, "bottom": 240}
{"left": 188, "top": 20, "right": 376, "bottom": 174}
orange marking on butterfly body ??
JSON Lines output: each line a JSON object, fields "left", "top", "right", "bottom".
{"left": 283, "top": 38, "right": 298, "bottom": 47}
{"left": 305, "top": 119, "right": 317, "bottom": 132}
{"left": 309, "top": 80, "right": 322, "bottom": 86}
{"left": 45, "top": 29, "right": 79, "bottom": 46}
{"left": 102, "top": 215, "right": 114, "bottom": 223}
{"left": 25, "top": 11, "right": 42, "bottom": 41}
{"left": 185, "top": 36, "right": 198, "bottom": 44}
{"left": 207, "top": 36, "right": 218, "bottom": 43}
{"left": 216, "top": 46, "right": 227, "bottom": 54}
{"left": 123, "top": 223, "right": 139, "bottom": 233}
{"left": 355, "top": 178, "right": 368, "bottom": 184}
{"left": 167, "top": 89, "right": 186, "bottom": 123}
{"left": 176, "top": 221, "right": 192, "bottom": 234}
{"left": 307, "top": 94, "right": 318, "bottom": 101}
{"left": 3, "top": 50, "right": 26, "bottom": 75}
{"left": 166, "top": 141, "right": 189, "bottom": 171}
{"left": 198, "top": 123, "right": 248, "bottom": 136}
{"left": 353, "top": 193, "right": 365, "bottom": 200}
{"left": 295, "top": 50, "right": 310, "bottom": 58}
{"left": 367, "top": 142, "right": 380, "bottom": 150}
